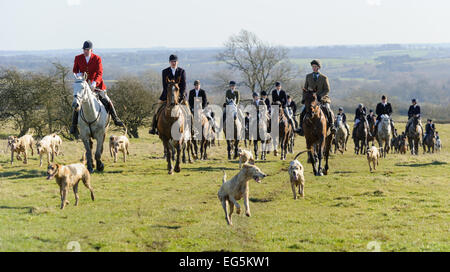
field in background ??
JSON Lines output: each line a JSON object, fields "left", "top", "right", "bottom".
{"left": 0, "top": 121, "right": 448, "bottom": 252}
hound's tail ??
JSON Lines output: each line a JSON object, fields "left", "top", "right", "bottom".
{"left": 80, "top": 152, "right": 87, "bottom": 165}
{"left": 123, "top": 126, "right": 128, "bottom": 136}
{"left": 222, "top": 170, "right": 227, "bottom": 184}
{"left": 293, "top": 150, "right": 308, "bottom": 160}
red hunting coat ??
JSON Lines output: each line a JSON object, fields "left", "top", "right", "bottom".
{"left": 73, "top": 53, "right": 106, "bottom": 90}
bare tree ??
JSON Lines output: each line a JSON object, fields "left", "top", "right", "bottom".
{"left": 217, "top": 29, "right": 298, "bottom": 93}
{"left": 108, "top": 76, "right": 158, "bottom": 138}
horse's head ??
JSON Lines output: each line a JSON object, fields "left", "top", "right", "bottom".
{"left": 72, "top": 73, "right": 90, "bottom": 112}
{"left": 380, "top": 114, "right": 390, "bottom": 126}
{"left": 303, "top": 88, "right": 320, "bottom": 116}
{"left": 166, "top": 76, "right": 181, "bottom": 106}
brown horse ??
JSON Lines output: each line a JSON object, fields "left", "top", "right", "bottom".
{"left": 278, "top": 105, "right": 293, "bottom": 160}
{"left": 367, "top": 114, "right": 377, "bottom": 147}
{"left": 157, "top": 77, "right": 186, "bottom": 174}
{"left": 422, "top": 128, "right": 435, "bottom": 154}
{"left": 353, "top": 116, "right": 368, "bottom": 155}
{"left": 301, "top": 89, "right": 333, "bottom": 176}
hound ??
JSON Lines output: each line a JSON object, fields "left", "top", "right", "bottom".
{"left": 218, "top": 164, "right": 267, "bottom": 225}
{"left": 10, "top": 134, "right": 35, "bottom": 165}
{"left": 109, "top": 135, "right": 130, "bottom": 163}
{"left": 237, "top": 148, "right": 255, "bottom": 168}
{"left": 36, "top": 135, "right": 55, "bottom": 167}
{"left": 46, "top": 163, "right": 95, "bottom": 209}
{"left": 288, "top": 151, "right": 307, "bottom": 199}
{"left": 367, "top": 145, "right": 381, "bottom": 172}
{"left": 50, "top": 134, "right": 63, "bottom": 155}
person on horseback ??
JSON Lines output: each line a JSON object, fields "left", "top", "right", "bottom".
{"left": 374, "top": 95, "right": 396, "bottom": 137}
{"left": 70, "top": 40, "right": 123, "bottom": 136}
{"left": 188, "top": 80, "right": 207, "bottom": 114}
{"left": 149, "top": 54, "right": 187, "bottom": 135}
{"left": 287, "top": 95, "right": 298, "bottom": 128}
{"left": 223, "top": 81, "right": 240, "bottom": 107}
{"left": 352, "top": 104, "right": 369, "bottom": 138}
{"left": 405, "top": 98, "right": 423, "bottom": 134}
{"left": 297, "top": 60, "right": 335, "bottom": 136}
{"left": 336, "top": 107, "right": 350, "bottom": 137}
{"left": 424, "top": 119, "right": 435, "bottom": 142}
{"left": 272, "top": 82, "right": 296, "bottom": 130}
{"left": 260, "top": 91, "right": 271, "bottom": 114}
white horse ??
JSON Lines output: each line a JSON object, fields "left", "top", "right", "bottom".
{"left": 72, "top": 74, "right": 109, "bottom": 173}
{"left": 376, "top": 114, "right": 391, "bottom": 158}
{"left": 334, "top": 114, "right": 348, "bottom": 153}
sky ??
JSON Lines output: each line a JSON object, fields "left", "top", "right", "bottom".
{"left": 1, "top": 0, "right": 449, "bottom": 51}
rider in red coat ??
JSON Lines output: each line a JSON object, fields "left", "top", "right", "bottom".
{"left": 70, "top": 40, "right": 123, "bottom": 135}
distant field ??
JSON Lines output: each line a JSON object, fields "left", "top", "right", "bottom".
{"left": 0, "top": 121, "right": 448, "bottom": 252}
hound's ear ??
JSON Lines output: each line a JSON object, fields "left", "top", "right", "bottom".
{"left": 176, "top": 76, "right": 181, "bottom": 84}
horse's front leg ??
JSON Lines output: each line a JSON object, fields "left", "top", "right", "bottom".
{"left": 233, "top": 140, "right": 239, "bottom": 159}
{"left": 174, "top": 141, "right": 182, "bottom": 173}
{"left": 227, "top": 140, "right": 232, "bottom": 160}
{"left": 95, "top": 134, "right": 105, "bottom": 172}
{"left": 82, "top": 139, "right": 94, "bottom": 173}
{"left": 317, "top": 139, "right": 324, "bottom": 176}
{"left": 164, "top": 140, "right": 173, "bottom": 175}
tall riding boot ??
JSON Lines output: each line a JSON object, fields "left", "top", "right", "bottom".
{"left": 149, "top": 113, "right": 158, "bottom": 135}
{"left": 99, "top": 96, "right": 124, "bottom": 127}
{"left": 149, "top": 104, "right": 164, "bottom": 135}
{"left": 69, "top": 110, "right": 79, "bottom": 137}
{"left": 296, "top": 110, "right": 306, "bottom": 136}
{"left": 328, "top": 111, "right": 336, "bottom": 133}
{"left": 391, "top": 121, "right": 397, "bottom": 137}
{"left": 108, "top": 101, "right": 124, "bottom": 127}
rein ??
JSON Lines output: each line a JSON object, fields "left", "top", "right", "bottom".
{"left": 78, "top": 82, "right": 103, "bottom": 136}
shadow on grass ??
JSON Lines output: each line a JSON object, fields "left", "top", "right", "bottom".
{"left": 189, "top": 166, "right": 235, "bottom": 172}
{"left": 0, "top": 169, "right": 44, "bottom": 180}
{"left": 395, "top": 161, "right": 447, "bottom": 167}
{"left": 152, "top": 224, "right": 182, "bottom": 230}
{"left": 250, "top": 197, "right": 273, "bottom": 203}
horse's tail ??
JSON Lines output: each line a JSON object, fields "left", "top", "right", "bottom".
{"left": 222, "top": 170, "right": 227, "bottom": 184}
{"left": 294, "top": 150, "right": 308, "bottom": 160}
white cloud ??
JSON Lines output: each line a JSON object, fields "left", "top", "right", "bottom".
{"left": 67, "top": 0, "right": 81, "bottom": 7}
{"left": 366, "top": 0, "right": 381, "bottom": 6}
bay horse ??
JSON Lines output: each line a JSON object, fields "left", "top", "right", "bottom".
{"left": 422, "top": 127, "right": 435, "bottom": 154}
{"left": 277, "top": 105, "right": 293, "bottom": 160}
{"left": 407, "top": 115, "right": 423, "bottom": 155}
{"left": 72, "top": 73, "right": 109, "bottom": 173}
{"left": 366, "top": 114, "right": 377, "bottom": 147}
{"left": 157, "top": 77, "right": 186, "bottom": 174}
{"left": 301, "top": 89, "right": 333, "bottom": 176}
{"left": 223, "top": 98, "right": 243, "bottom": 160}
{"left": 353, "top": 116, "right": 368, "bottom": 155}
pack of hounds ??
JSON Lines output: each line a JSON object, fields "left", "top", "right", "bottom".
{"left": 6, "top": 131, "right": 129, "bottom": 210}
{"left": 3, "top": 127, "right": 444, "bottom": 225}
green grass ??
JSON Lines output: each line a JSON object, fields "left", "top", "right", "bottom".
{"left": 0, "top": 122, "right": 448, "bottom": 252}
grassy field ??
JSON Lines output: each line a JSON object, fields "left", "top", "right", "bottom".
{"left": 0, "top": 121, "right": 448, "bottom": 252}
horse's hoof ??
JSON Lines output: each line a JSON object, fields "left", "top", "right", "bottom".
{"left": 174, "top": 167, "right": 181, "bottom": 173}
{"left": 96, "top": 162, "right": 104, "bottom": 172}
{"left": 88, "top": 167, "right": 94, "bottom": 174}
{"left": 168, "top": 170, "right": 174, "bottom": 175}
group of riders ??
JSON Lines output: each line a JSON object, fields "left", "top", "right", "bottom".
{"left": 70, "top": 40, "right": 438, "bottom": 144}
